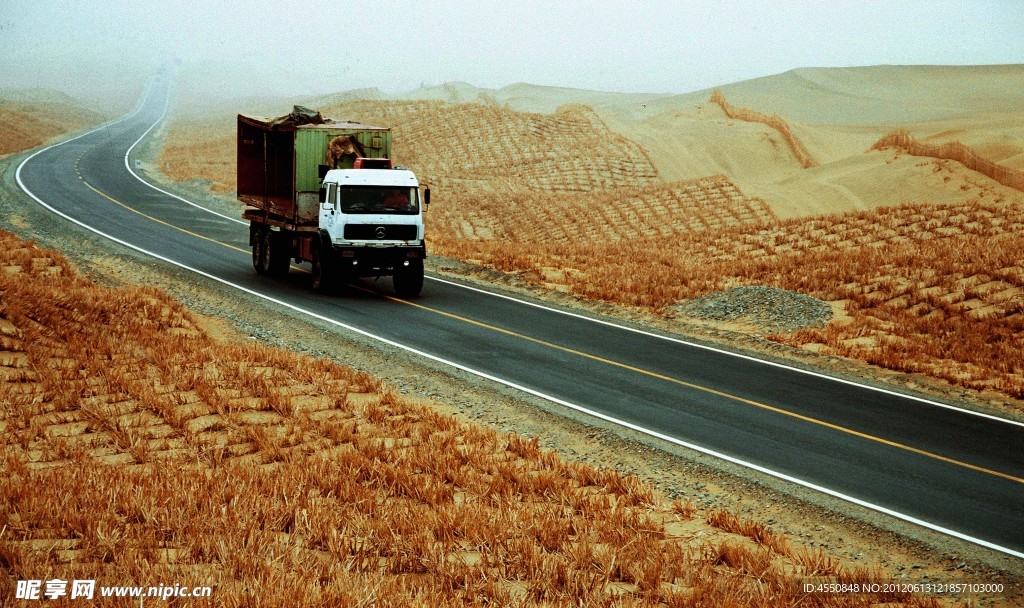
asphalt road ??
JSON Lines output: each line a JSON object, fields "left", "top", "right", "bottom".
{"left": 16, "top": 76, "right": 1024, "bottom": 557}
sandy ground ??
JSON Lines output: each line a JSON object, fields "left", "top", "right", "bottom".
{"left": 596, "top": 68, "right": 1024, "bottom": 219}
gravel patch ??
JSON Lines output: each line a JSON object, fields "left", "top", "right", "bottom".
{"left": 671, "top": 285, "right": 833, "bottom": 333}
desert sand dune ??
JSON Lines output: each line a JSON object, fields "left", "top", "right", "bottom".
{"left": 585, "top": 66, "right": 1024, "bottom": 219}
{"left": 617, "top": 65, "right": 1024, "bottom": 125}
{"left": 395, "top": 80, "right": 668, "bottom": 115}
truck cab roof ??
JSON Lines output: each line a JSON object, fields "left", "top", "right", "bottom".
{"left": 322, "top": 168, "right": 419, "bottom": 188}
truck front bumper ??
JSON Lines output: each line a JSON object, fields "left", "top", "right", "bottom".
{"left": 330, "top": 244, "right": 425, "bottom": 275}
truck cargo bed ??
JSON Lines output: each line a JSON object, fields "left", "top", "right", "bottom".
{"left": 237, "top": 110, "right": 392, "bottom": 225}
{"left": 242, "top": 207, "right": 319, "bottom": 231}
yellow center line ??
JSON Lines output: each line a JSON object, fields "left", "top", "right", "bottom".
{"left": 381, "top": 293, "right": 1023, "bottom": 485}
{"left": 77, "top": 174, "right": 1023, "bottom": 485}
{"left": 80, "top": 180, "right": 249, "bottom": 255}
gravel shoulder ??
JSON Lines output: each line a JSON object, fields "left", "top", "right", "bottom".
{"left": 3, "top": 135, "right": 1022, "bottom": 603}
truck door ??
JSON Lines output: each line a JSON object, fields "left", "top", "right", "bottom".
{"left": 321, "top": 183, "right": 339, "bottom": 237}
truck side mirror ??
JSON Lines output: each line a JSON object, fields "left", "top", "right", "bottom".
{"left": 424, "top": 188, "right": 430, "bottom": 206}
{"left": 318, "top": 187, "right": 327, "bottom": 203}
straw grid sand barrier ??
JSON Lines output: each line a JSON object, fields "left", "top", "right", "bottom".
{"left": 871, "top": 129, "right": 1024, "bottom": 193}
{"left": 709, "top": 89, "right": 819, "bottom": 169}
{"left": 0, "top": 229, "right": 956, "bottom": 606}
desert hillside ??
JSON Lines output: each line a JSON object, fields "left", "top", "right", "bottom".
{"left": 383, "top": 66, "right": 1024, "bottom": 219}
{"left": 623, "top": 65, "right": 1024, "bottom": 125}
{"left": 157, "top": 65, "right": 1024, "bottom": 405}
{"left": 387, "top": 80, "right": 669, "bottom": 115}
{"left": 0, "top": 89, "right": 104, "bottom": 157}
{"left": 600, "top": 66, "right": 1024, "bottom": 218}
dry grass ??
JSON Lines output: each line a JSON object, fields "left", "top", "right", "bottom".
{"left": 0, "top": 230, "right": 957, "bottom": 606}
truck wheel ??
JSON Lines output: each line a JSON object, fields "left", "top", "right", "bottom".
{"left": 393, "top": 259, "right": 424, "bottom": 298}
{"left": 265, "top": 232, "right": 291, "bottom": 277}
{"left": 311, "top": 249, "right": 336, "bottom": 294}
{"left": 252, "top": 229, "right": 268, "bottom": 274}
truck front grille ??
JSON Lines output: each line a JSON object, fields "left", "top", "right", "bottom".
{"left": 343, "top": 224, "right": 418, "bottom": 241}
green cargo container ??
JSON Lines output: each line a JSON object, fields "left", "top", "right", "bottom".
{"left": 293, "top": 125, "right": 391, "bottom": 191}
{"left": 237, "top": 110, "right": 392, "bottom": 226}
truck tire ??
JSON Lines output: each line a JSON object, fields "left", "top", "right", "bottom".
{"left": 393, "top": 259, "right": 424, "bottom": 298}
{"left": 264, "top": 232, "right": 291, "bottom": 277}
{"left": 311, "top": 243, "right": 336, "bottom": 294}
{"left": 252, "top": 228, "right": 268, "bottom": 274}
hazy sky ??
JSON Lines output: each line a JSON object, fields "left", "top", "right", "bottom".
{"left": 2, "top": 0, "right": 1023, "bottom": 97}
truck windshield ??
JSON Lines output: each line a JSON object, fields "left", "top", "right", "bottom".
{"left": 338, "top": 186, "right": 418, "bottom": 215}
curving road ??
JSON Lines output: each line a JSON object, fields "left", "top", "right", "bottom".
{"left": 16, "top": 75, "right": 1024, "bottom": 557}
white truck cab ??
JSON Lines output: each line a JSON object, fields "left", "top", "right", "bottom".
{"left": 315, "top": 164, "right": 428, "bottom": 296}
{"left": 320, "top": 168, "right": 424, "bottom": 247}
